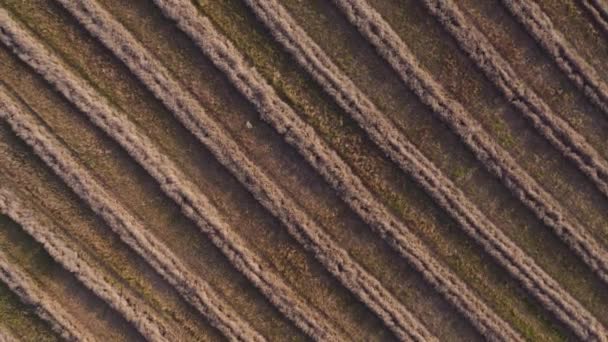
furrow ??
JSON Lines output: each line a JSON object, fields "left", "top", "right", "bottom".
{"left": 367, "top": 1, "right": 608, "bottom": 317}
{"left": 61, "top": 0, "right": 429, "bottom": 339}
{"left": 0, "top": 249, "right": 93, "bottom": 341}
{"left": 329, "top": 0, "right": 608, "bottom": 340}
{"left": 500, "top": 0, "right": 608, "bottom": 117}
{"left": 580, "top": 0, "right": 608, "bottom": 35}
{"left": 459, "top": 0, "right": 608, "bottom": 179}
{"left": 0, "top": 128, "right": 170, "bottom": 342}
{"left": 0, "top": 9, "right": 263, "bottom": 341}
{"left": 0, "top": 5, "right": 352, "bottom": 339}
{"left": 422, "top": 0, "right": 608, "bottom": 202}
{"left": 238, "top": 0, "right": 521, "bottom": 340}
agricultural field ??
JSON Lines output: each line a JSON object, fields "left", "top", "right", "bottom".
{"left": 0, "top": 0, "right": 607, "bottom": 340}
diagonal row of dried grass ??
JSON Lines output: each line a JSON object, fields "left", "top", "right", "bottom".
{"left": 238, "top": 0, "right": 522, "bottom": 340}
{"left": 53, "top": 1, "right": 368, "bottom": 340}
{"left": 0, "top": 184, "right": 170, "bottom": 341}
{"left": 0, "top": 9, "right": 264, "bottom": 341}
{"left": 580, "top": 0, "right": 608, "bottom": 35}
{"left": 422, "top": 0, "right": 608, "bottom": 203}
{"left": 71, "top": 0, "right": 436, "bottom": 339}
{"left": 330, "top": 0, "right": 608, "bottom": 340}
{"left": 84, "top": 0, "right": 430, "bottom": 338}
{"left": 421, "top": 0, "right": 608, "bottom": 288}
{"left": 0, "top": 237, "right": 93, "bottom": 341}
{"left": 0, "top": 87, "right": 175, "bottom": 341}
{"left": 501, "top": 0, "right": 608, "bottom": 118}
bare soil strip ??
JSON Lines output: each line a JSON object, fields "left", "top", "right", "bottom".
{"left": 421, "top": 0, "right": 608, "bottom": 203}
{"left": 237, "top": 0, "right": 524, "bottom": 340}
{"left": 0, "top": 10, "right": 265, "bottom": 341}
{"left": 62, "top": 0, "right": 433, "bottom": 339}
{"left": 0, "top": 127, "right": 171, "bottom": 342}
{"left": 0, "top": 249, "right": 93, "bottom": 341}
{"left": 500, "top": 0, "right": 608, "bottom": 117}
{"left": 329, "top": 0, "right": 608, "bottom": 340}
